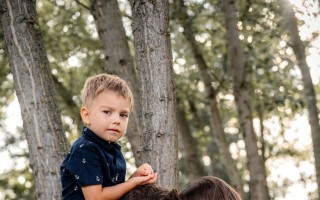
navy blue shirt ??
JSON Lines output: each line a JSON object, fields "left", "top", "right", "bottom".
{"left": 60, "top": 126, "right": 126, "bottom": 200}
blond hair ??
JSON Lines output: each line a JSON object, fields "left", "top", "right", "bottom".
{"left": 81, "top": 74, "right": 134, "bottom": 111}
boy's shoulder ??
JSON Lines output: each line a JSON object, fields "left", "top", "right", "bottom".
{"left": 70, "top": 137, "right": 99, "bottom": 152}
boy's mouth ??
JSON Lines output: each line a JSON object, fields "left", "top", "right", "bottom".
{"left": 108, "top": 128, "right": 120, "bottom": 133}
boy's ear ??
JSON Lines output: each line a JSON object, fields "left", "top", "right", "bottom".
{"left": 80, "top": 107, "right": 90, "bottom": 125}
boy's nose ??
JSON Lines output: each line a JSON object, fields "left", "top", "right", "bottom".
{"left": 112, "top": 115, "right": 120, "bottom": 125}
{"left": 113, "top": 120, "right": 120, "bottom": 125}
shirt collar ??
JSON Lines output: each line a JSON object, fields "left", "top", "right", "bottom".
{"left": 82, "top": 126, "right": 121, "bottom": 151}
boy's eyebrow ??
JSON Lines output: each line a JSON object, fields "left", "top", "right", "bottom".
{"left": 100, "top": 106, "right": 130, "bottom": 113}
{"left": 121, "top": 109, "right": 130, "bottom": 113}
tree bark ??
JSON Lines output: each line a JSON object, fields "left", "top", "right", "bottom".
{"left": 281, "top": 1, "right": 320, "bottom": 199}
{"left": 0, "top": 0, "right": 69, "bottom": 199}
{"left": 175, "top": 0, "right": 245, "bottom": 197}
{"left": 132, "top": 0, "right": 178, "bottom": 189}
{"left": 89, "top": 0, "right": 143, "bottom": 166}
{"left": 221, "top": 0, "right": 270, "bottom": 199}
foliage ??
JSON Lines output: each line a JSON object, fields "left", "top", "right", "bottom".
{"left": 0, "top": 126, "right": 34, "bottom": 199}
{"left": 0, "top": 23, "right": 14, "bottom": 122}
{"left": 0, "top": 166, "right": 34, "bottom": 200}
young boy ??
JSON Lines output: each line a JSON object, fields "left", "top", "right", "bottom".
{"left": 60, "top": 74, "right": 157, "bottom": 200}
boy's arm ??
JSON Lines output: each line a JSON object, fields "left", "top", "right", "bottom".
{"left": 82, "top": 174, "right": 157, "bottom": 200}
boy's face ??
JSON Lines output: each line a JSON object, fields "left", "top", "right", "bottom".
{"left": 81, "top": 90, "right": 130, "bottom": 142}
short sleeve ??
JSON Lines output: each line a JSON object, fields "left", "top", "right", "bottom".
{"left": 66, "top": 144, "right": 104, "bottom": 187}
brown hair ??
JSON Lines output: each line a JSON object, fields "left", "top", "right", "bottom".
{"left": 81, "top": 74, "right": 134, "bottom": 111}
{"left": 122, "top": 184, "right": 179, "bottom": 200}
{"left": 179, "top": 176, "right": 242, "bottom": 200}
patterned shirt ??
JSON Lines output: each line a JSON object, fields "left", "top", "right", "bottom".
{"left": 60, "top": 126, "right": 126, "bottom": 200}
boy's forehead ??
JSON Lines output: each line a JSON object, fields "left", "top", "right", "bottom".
{"left": 94, "top": 91, "right": 130, "bottom": 109}
{"left": 97, "top": 90, "right": 129, "bottom": 100}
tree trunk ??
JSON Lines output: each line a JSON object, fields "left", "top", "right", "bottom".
{"left": 175, "top": 0, "right": 245, "bottom": 197}
{"left": 281, "top": 1, "right": 320, "bottom": 198}
{"left": 89, "top": 0, "right": 143, "bottom": 166}
{"left": 132, "top": 0, "right": 178, "bottom": 189}
{"left": 257, "top": 101, "right": 267, "bottom": 164}
{"left": 52, "top": 75, "right": 82, "bottom": 129}
{"left": 177, "top": 106, "right": 207, "bottom": 181}
{"left": 221, "top": 1, "right": 270, "bottom": 200}
{"left": 0, "top": 0, "right": 69, "bottom": 199}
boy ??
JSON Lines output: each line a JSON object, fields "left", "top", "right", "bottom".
{"left": 60, "top": 74, "right": 157, "bottom": 200}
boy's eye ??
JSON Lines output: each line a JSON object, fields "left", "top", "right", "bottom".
{"left": 120, "top": 113, "right": 129, "bottom": 118}
{"left": 103, "top": 111, "right": 111, "bottom": 115}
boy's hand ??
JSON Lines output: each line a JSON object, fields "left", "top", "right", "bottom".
{"left": 128, "top": 173, "right": 158, "bottom": 186}
{"left": 131, "top": 163, "right": 155, "bottom": 177}
{"left": 141, "top": 172, "right": 157, "bottom": 185}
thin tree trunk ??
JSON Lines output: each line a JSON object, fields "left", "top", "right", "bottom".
{"left": 89, "top": 0, "right": 143, "bottom": 165}
{"left": 187, "top": 100, "right": 223, "bottom": 179}
{"left": 175, "top": 0, "right": 245, "bottom": 197}
{"left": 281, "top": 1, "right": 320, "bottom": 198}
{"left": 221, "top": 1, "right": 270, "bottom": 200}
{"left": 257, "top": 101, "right": 267, "bottom": 164}
{"left": 132, "top": 0, "right": 178, "bottom": 189}
{"left": 177, "top": 106, "right": 207, "bottom": 181}
{"left": 0, "top": 0, "right": 69, "bottom": 199}
{"left": 52, "top": 75, "right": 82, "bottom": 129}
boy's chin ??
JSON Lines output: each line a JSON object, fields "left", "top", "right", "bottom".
{"left": 104, "top": 137, "right": 120, "bottom": 143}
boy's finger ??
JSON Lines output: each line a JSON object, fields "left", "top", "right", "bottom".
{"left": 145, "top": 172, "right": 158, "bottom": 184}
{"left": 142, "top": 169, "right": 149, "bottom": 176}
{"left": 153, "top": 172, "right": 158, "bottom": 181}
{"left": 141, "top": 175, "right": 154, "bottom": 185}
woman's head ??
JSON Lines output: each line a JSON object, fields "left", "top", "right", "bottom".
{"left": 122, "top": 184, "right": 179, "bottom": 200}
{"left": 179, "top": 176, "right": 242, "bottom": 200}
